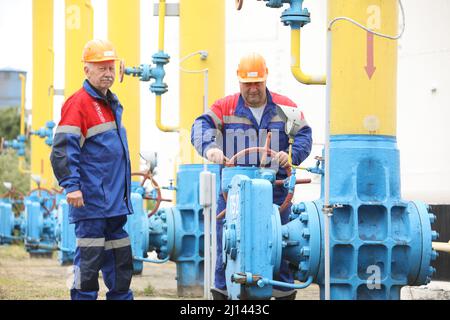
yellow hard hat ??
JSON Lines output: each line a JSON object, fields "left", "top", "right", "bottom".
{"left": 237, "top": 52, "right": 268, "bottom": 83}
{"left": 82, "top": 39, "right": 120, "bottom": 63}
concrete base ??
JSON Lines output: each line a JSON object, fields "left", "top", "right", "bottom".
{"left": 402, "top": 281, "right": 450, "bottom": 300}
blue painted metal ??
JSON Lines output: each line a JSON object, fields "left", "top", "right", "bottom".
{"left": 221, "top": 135, "right": 437, "bottom": 300}
{"left": 55, "top": 199, "right": 75, "bottom": 265}
{"left": 3, "top": 135, "right": 26, "bottom": 156}
{"left": 0, "top": 197, "right": 25, "bottom": 243}
{"left": 24, "top": 196, "right": 58, "bottom": 255}
{"left": 154, "top": 164, "right": 221, "bottom": 296}
{"left": 125, "top": 192, "right": 150, "bottom": 274}
{"left": 126, "top": 164, "right": 222, "bottom": 296}
{"left": 263, "top": 0, "right": 311, "bottom": 29}
{"left": 124, "top": 51, "right": 170, "bottom": 95}
{"left": 222, "top": 173, "right": 278, "bottom": 299}
{"left": 0, "top": 202, "right": 15, "bottom": 244}
{"left": 30, "top": 120, "right": 55, "bottom": 146}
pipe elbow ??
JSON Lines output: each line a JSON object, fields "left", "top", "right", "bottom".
{"left": 291, "top": 66, "right": 326, "bottom": 85}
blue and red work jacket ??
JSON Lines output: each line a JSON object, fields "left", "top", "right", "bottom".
{"left": 50, "top": 80, "right": 133, "bottom": 223}
{"left": 191, "top": 88, "right": 312, "bottom": 204}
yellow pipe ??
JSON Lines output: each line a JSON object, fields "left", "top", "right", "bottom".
{"left": 328, "top": 0, "right": 398, "bottom": 136}
{"left": 156, "top": 95, "right": 179, "bottom": 132}
{"left": 179, "top": 0, "right": 225, "bottom": 164}
{"left": 19, "top": 74, "right": 26, "bottom": 136}
{"left": 31, "top": 0, "right": 54, "bottom": 189}
{"left": 432, "top": 241, "right": 450, "bottom": 254}
{"left": 155, "top": 0, "right": 179, "bottom": 133}
{"left": 65, "top": 0, "right": 94, "bottom": 98}
{"left": 19, "top": 157, "right": 31, "bottom": 174}
{"left": 291, "top": 28, "right": 326, "bottom": 85}
{"left": 158, "top": 0, "right": 166, "bottom": 51}
{"left": 108, "top": 0, "right": 141, "bottom": 174}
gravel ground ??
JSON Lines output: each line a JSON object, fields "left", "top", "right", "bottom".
{"left": 0, "top": 243, "right": 319, "bottom": 300}
{"left": 3, "top": 243, "right": 447, "bottom": 300}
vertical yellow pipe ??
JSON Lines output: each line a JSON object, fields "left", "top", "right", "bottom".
{"left": 108, "top": 0, "right": 141, "bottom": 174}
{"left": 179, "top": 0, "right": 225, "bottom": 165}
{"left": 65, "top": 0, "right": 94, "bottom": 98}
{"left": 158, "top": 0, "right": 166, "bottom": 51}
{"left": 31, "top": 0, "right": 54, "bottom": 189}
{"left": 155, "top": 0, "right": 179, "bottom": 133}
{"left": 328, "top": 0, "right": 398, "bottom": 136}
{"left": 291, "top": 28, "right": 326, "bottom": 85}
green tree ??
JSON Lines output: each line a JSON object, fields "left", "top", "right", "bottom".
{"left": 0, "top": 107, "right": 20, "bottom": 140}
{"left": 0, "top": 150, "right": 30, "bottom": 196}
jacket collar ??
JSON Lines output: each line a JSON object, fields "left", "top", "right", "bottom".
{"left": 83, "top": 80, "right": 118, "bottom": 104}
{"left": 235, "top": 88, "right": 278, "bottom": 128}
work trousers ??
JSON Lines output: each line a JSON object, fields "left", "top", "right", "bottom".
{"left": 70, "top": 215, "right": 134, "bottom": 300}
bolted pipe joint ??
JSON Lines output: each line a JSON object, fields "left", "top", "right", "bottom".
{"left": 124, "top": 51, "right": 170, "bottom": 96}
{"left": 30, "top": 120, "right": 56, "bottom": 146}
{"left": 263, "top": 0, "right": 311, "bottom": 29}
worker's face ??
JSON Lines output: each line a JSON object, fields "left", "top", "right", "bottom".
{"left": 84, "top": 61, "right": 116, "bottom": 94}
{"left": 240, "top": 81, "right": 267, "bottom": 107}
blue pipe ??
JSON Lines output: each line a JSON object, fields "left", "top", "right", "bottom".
{"left": 133, "top": 255, "right": 170, "bottom": 264}
{"left": 257, "top": 276, "right": 314, "bottom": 289}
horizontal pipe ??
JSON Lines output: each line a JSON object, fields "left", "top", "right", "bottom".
{"left": 133, "top": 255, "right": 170, "bottom": 264}
{"left": 0, "top": 235, "right": 23, "bottom": 241}
{"left": 25, "top": 242, "right": 58, "bottom": 251}
{"left": 257, "top": 275, "right": 314, "bottom": 289}
{"left": 274, "top": 178, "right": 312, "bottom": 186}
{"left": 432, "top": 241, "right": 450, "bottom": 253}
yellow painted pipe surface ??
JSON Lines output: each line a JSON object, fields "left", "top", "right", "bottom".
{"left": 328, "top": 0, "right": 398, "bottom": 136}
{"left": 65, "top": 0, "right": 93, "bottom": 98}
{"left": 291, "top": 29, "right": 326, "bottom": 85}
{"left": 155, "top": 0, "right": 179, "bottom": 133}
{"left": 156, "top": 95, "right": 179, "bottom": 133}
{"left": 31, "top": 0, "right": 54, "bottom": 189}
{"left": 19, "top": 158, "right": 31, "bottom": 174}
{"left": 158, "top": 0, "right": 166, "bottom": 51}
{"left": 108, "top": 0, "right": 141, "bottom": 173}
{"left": 179, "top": 0, "right": 225, "bottom": 164}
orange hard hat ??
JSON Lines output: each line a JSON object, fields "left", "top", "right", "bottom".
{"left": 237, "top": 53, "right": 268, "bottom": 83}
{"left": 82, "top": 39, "right": 120, "bottom": 63}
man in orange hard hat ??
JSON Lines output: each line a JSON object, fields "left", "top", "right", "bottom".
{"left": 191, "top": 53, "right": 313, "bottom": 300}
{"left": 51, "top": 39, "right": 134, "bottom": 300}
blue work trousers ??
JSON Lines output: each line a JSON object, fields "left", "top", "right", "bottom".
{"left": 70, "top": 215, "right": 134, "bottom": 300}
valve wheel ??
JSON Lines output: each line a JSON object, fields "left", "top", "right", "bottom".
{"left": 131, "top": 172, "right": 163, "bottom": 218}
{"left": 0, "top": 188, "right": 25, "bottom": 215}
{"left": 218, "top": 132, "right": 293, "bottom": 220}
{"left": 236, "top": 0, "right": 244, "bottom": 10}
{"left": 27, "top": 187, "right": 57, "bottom": 215}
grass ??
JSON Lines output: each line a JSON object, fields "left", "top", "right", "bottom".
{"left": 142, "top": 283, "right": 156, "bottom": 296}
{"left": 0, "top": 243, "right": 28, "bottom": 260}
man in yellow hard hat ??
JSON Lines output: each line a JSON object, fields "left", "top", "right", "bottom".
{"left": 50, "top": 39, "right": 134, "bottom": 300}
{"left": 191, "top": 52, "right": 312, "bottom": 300}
